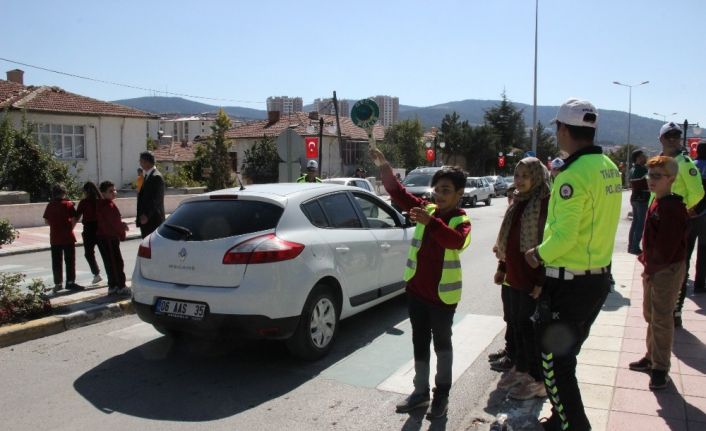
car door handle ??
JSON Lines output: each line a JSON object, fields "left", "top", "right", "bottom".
{"left": 335, "top": 246, "right": 350, "bottom": 253}
{"left": 380, "top": 243, "right": 391, "bottom": 250}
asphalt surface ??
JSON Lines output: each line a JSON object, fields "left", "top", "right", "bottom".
{"left": 0, "top": 193, "right": 635, "bottom": 430}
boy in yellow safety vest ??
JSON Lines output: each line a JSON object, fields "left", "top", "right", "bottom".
{"left": 370, "top": 148, "right": 471, "bottom": 420}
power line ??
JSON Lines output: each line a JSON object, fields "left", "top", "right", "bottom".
{"left": 0, "top": 57, "right": 265, "bottom": 104}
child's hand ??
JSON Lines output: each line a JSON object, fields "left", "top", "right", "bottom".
{"left": 524, "top": 248, "right": 540, "bottom": 269}
{"left": 409, "top": 207, "right": 431, "bottom": 225}
{"left": 642, "top": 272, "right": 650, "bottom": 283}
{"left": 530, "top": 285, "right": 542, "bottom": 299}
{"left": 122, "top": 222, "right": 129, "bottom": 231}
{"left": 370, "top": 148, "right": 387, "bottom": 167}
{"left": 493, "top": 271, "right": 505, "bottom": 285}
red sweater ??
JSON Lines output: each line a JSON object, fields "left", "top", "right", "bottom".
{"left": 96, "top": 199, "right": 126, "bottom": 241}
{"left": 76, "top": 198, "right": 98, "bottom": 224}
{"left": 43, "top": 198, "right": 77, "bottom": 245}
{"left": 639, "top": 194, "right": 688, "bottom": 275}
{"left": 502, "top": 197, "right": 549, "bottom": 292}
{"left": 381, "top": 165, "right": 471, "bottom": 309}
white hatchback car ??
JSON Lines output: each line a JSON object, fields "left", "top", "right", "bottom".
{"left": 132, "top": 183, "right": 413, "bottom": 359}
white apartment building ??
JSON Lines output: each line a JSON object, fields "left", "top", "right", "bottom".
{"left": 159, "top": 116, "right": 215, "bottom": 142}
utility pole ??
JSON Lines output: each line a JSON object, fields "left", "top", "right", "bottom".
{"left": 332, "top": 91, "right": 344, "bottom": 175}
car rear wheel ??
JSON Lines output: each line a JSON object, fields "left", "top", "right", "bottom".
{"left": 286, "top": 285, "right": 339, "bottom": 360}
{"left": 469, "top": 196, "right": 477, "bottom": 207}
{"left": 485, "top": 195, "right": 492, "bottom": 206}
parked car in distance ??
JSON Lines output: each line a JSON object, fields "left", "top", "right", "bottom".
{"left": 503, "top": 176, "right": 514, "bottom": 189}
{"left": 463, "top": 177, "right": 493, "bottom": 207}
{"left": 400, "top": 166, "right": 444, "bottom": 201}
{"left": 485, "top": 175, "right": 508, "bottom": 197}
{"left": 323, "top": 177, "right": 377, "bottom": 194}
{"left": 131, "top": 183, "right": 414, "bottom": 360}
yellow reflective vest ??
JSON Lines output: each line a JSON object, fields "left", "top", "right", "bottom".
{"left": 403, "top": 204, "right": 471, "bottom": 304}
{"left": 297, "top": 175, "right": 322, "bottom": 183}
{"left": 649, "top": 153, "right": 704, "bottom": 210}
{"left": 537, "top": 146, "right": 622, "bottom": 269}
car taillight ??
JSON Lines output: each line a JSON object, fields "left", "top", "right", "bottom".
{"left": 137, "top": 236, "right": 151, "bottom": 259}
{"left": 222, "top": 234, "right": 304, "bottom": 265}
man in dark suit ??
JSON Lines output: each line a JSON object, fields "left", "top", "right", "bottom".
{"left": 136, "top": 151, "right": 165, "bottom": 238}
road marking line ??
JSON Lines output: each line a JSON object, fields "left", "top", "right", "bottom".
{"left": 107, "top": 322, "right": 160, "bottom": 341}
{"left": 377, "top": 314, "right": 505, "bottom": 394}
{"left": 0, "top": 264, "right": 24, "bottom": 271}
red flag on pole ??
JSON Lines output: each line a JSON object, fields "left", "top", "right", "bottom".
{"left": 426, "top": 149, "right": 435, "bottom": 161}
{"left": 305, "top": 137, "right": 318, "bottom": 159}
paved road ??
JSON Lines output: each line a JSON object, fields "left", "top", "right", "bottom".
{"left": 0, "top": 193, "right": 634, "bottom": 430}
{"left": 0, "top": 239, "right": 140, "bottom": 291}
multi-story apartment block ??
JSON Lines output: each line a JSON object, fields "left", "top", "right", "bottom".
{"left": 266, "top": 96, "right": 303, "bottom": 114}
{"left": 159, "top": 115, "right": 216, "bottom": 143}
{"left": 313, "top": 98, "right": 350, "bottom": 117}
{"left": 372, "top": 95, "right": 399, "bottom": 128}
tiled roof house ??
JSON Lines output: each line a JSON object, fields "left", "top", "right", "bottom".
{"left": 0, "top": 69, "right": 160, "bottom": 187}
{"left": 218, "top": 111, "right": 385, "bottom": 178}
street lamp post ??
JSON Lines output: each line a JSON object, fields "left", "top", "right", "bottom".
{"left": 653, "top": 112, "right": 677, "bottom": 122}
{"left": 613, "top": 80, "right": 650, "bottom": 186}
{"left": 683, "top": 120, "right": 703, "bottom": 150}
{"left": 531, "top": 0, "right": 539, "bottom": 155}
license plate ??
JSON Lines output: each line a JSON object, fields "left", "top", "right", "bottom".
{"left": 154, "top": 298, "right": 207, "bottom": 321}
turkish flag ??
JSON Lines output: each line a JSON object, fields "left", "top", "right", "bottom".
{"left": 498, "top": 156, "right": 506, "bottom": 168}
{"left": 688, "top": 137, "right": 701, "bottom": 158}
{"left": 426, "top": 149, "right": 435, "bottom": 161}
{"left": 305, "top": 137, "right": 318, "bottom": 159}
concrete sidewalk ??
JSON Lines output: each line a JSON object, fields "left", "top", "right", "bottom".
{"left": 0, "top": 217, "right": 142, "bottom": 256}
{"left": 533, "top": 251, "right": 706, "bottom": 430}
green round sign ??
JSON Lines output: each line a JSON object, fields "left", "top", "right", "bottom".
{"left": 351, "top": 99, "right": 380, "bottom": 130}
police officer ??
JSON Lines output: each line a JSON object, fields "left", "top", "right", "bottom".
{"left": 297, "top": 160, "right": 323, "bottom": 183}
{"left": 657, "top": 122, "right": 705, "bottom": 327}
{"left": 524, "top": 99, "right": 622, "bottom": 431}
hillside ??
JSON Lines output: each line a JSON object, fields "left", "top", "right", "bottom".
{"left": 113, "top": 96, "right": 664, "bottom": 149}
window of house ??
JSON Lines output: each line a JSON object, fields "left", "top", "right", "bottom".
{"left": 342, "top": 140, "right": 366, "bottom": 165}
{"left": 33, "top": 124, "right": 85, "bottom": 159}
{"left": 184, "top": 122, "right": 189, "bottom": 138}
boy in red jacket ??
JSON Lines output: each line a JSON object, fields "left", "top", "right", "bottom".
{"left": 630, "top": 156, "right": 688, "bottom": 390}
{"left": 96, "top": 181, "right": 130, "bottom": 296}
{"left": 43, "top": 183, "right": 83, "bottom": 293}
{"left": 370, "top": 149, "right": 471, "bottom": 419}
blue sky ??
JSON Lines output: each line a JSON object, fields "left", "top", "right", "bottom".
{"left": 3, "top": 0, "right": 705, "bottom": 129}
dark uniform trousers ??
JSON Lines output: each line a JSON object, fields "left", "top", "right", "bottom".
{"left": 97, "top": 238, "right": 126, "bottom": 288}
{"left": 51, "top": 244, "right": 76, "bottom": 285}
{"left": 677, "top": 214, "right": 706, "bottom": 316}
{"left": 501, "top": 283, "right": 516, "bottom": 362}
{"left": 537, "top": 273, "right": 610, "bottom": 431}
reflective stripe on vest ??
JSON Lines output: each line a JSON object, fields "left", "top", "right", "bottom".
{"left": 403, "top": 204, "right": 471, "bottom": 304}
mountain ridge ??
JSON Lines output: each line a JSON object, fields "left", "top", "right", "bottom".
{"left": 112, "top": 96, "right": 667, "bottom": 149}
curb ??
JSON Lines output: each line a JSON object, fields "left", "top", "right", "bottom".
{"left": 0, "top": 299, "right": 134, "bottom": 348}
{"left": 0, "top": 233, "right": 142, "bottom": 257}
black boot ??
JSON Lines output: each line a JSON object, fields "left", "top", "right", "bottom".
{"left": 396, "top": 391, "right": 430, "bottom": 413}
{"left": 426, "top": 388, "right": 448, "bottom": 419}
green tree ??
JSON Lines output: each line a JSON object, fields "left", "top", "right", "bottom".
{"left": 463, "top": 125, "right": 498, "bottom": 175}
{"left": 382, "top": 119, "right": 424, "bottom": 171}
{"left": 146, "top": 137, "right": 158, "bottom": 151}
{"left": 241, "top": 135, "right": 280, "bottom": 183}
{"left": 606, "top": 144, "right": 636, "bottom": 172}
{"left": 205, "top": 109, "right": 233, "bottom": 191}
{"left": 484, "top": 92, "right": 527, "bottom": 155}
{"left": 181, "top": 144, "right": 209, "bottom": 185}
{"left": 439, "top": 112, "right": 470, "bottom": 157}
{"left": 0, "top": 114, "right": 80, "bottom": 201}
{"left": 534, "top": 121, "right": 559, "bottom": 164}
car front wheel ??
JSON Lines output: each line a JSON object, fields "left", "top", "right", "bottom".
{"left": 469, "top": 196, "right": 477, "bottom": 207}
{"left": 286, "top": 285, "right": 339, "bottom": 360}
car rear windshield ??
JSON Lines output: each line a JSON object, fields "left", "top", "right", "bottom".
{"left": 402, "top": 173, "right": 432, "bottom": 187}
{"left": 157, "top": 199, "right": 284, "bottom": 241}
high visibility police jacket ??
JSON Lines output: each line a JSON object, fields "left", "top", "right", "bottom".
{"left": 297, "top": 175, "right": 322, "bottom": 183}
{"left": 668, "top": 153, "right": 703, "bottom": 210}
{"left": 648, "top": 153, "right": 704, "bottom": 210}
{"left": 403, "top": 204, "right": 471, "bottom": 305}
{"left": 537, "top": 146, "right": 622, "bottom": 270}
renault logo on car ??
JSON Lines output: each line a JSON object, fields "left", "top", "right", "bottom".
{"left": 178, "top": 248, "right": 187, "bottom": 262}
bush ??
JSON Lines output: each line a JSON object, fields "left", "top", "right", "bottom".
{"left": 0, "top": 218, "right": 18, "bottom": 247}
{"left": 0, "top": 273, "right": 51, "bottom": 325}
